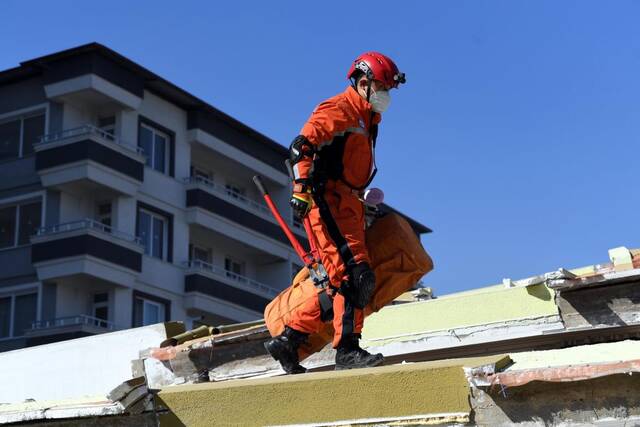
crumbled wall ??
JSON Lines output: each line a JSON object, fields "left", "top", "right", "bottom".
{"left": 470, "top": 373, "right": 640, "bottom": 426}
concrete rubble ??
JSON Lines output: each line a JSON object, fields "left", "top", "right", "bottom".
{"left": 1, "top": 246, "right": 640, "bottom": 425}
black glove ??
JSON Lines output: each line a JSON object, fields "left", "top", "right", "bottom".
{"left": 290, "top": 192, "right": 312, "bottom": 220}
{"left": 343, "top": 262, "right": 376, "bottom": 309}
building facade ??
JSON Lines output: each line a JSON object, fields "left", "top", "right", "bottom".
{"left": 0, "top": 43, "right": 429, "bottom": 352}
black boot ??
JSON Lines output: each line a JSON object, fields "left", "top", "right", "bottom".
{"left": 264, "top": 326, "right": 308, "bottom": 374}
{"left": 335, "top": 334, "right": 384, "bottom": 370}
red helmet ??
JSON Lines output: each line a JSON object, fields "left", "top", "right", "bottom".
{"left": 347, "top": 52, "right": 406, "bottom": 89}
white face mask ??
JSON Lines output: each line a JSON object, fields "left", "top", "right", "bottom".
{"left": 369, "top": 89, "right": 391, "bottom": 113}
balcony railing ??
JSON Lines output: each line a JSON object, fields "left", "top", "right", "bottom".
{"left": 37, "top": 125, "right": 144, "bottom": 156}
{"left": 185, "top": 259, "right": 279, "bottom": 297}
{"left": 184, "top": 175, "right": 272, "bottom": 217}
{"left": 30, "top": 314, "right": 116, "bottom": 331}
{"left": 35, "top": 218, "right": 143, "bottom": 246}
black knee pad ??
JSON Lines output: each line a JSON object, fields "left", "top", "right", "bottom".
{"left": 347, "top": 263, "right": 376, "bottom": 309}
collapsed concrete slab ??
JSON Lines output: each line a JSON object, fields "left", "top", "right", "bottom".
{"left": 0, "top": 322, "right": 183, "bottom": 403}
{"left": 155, "top": 355, "right": 508, "bottom": 426}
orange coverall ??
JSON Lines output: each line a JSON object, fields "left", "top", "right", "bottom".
{"left": 288, "top": 86, "right": 381, "bottom": 347}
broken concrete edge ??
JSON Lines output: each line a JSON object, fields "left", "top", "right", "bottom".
{"left": 0, "top": 375, "right": 154, "bottom": 425}
{"left": 484, "top": 358, "right": 640, "bottom": 388}
{"left": 0, "top": 398, "right": 125, "bottom": 424}
{"left": 463, "top": 355, "right": 514, "bottom": 388}
{"left": 142, "top": 323, "right": 268, "bottom": 361}
{"left": 547, "top": 266, "right": 640, "bottom": 291}
{"left": 107, "top": 376, "right": 146, "bottom": 402}
{"left": 268, "top": 412, "right": 470, "bottom": 427}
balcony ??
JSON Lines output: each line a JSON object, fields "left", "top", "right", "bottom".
{"left": 34, "top": 125, "right": 146, "bottom": 196}
{"left": 28, "top": 315, "right": 116, "bottom": 335}
{"left": 44, "top": 68, "right": 143, "bottom": 111}
{"left": 25, "top": 315, "right": 117, "bottom": 346}
{"left": 31, "top": 219, "right": 143, "bottom": 287}
{"left": 184, "top": 176, "right": 307, "bottom": 258}
{"left": 184, "top": 259, "right": 278, "bottom": 319}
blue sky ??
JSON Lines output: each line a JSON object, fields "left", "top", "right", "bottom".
{"left": 2, "top": 1, "right": 639, "bottom": 295}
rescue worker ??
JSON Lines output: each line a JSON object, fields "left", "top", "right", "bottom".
{"left": 265, "top": 52, "right": 406, "bottom": 373}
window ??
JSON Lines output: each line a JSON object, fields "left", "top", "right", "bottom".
{"left": 18, "top": 202, "right": 42, "bottom": 245}
{"left": 92, "top": 293, "right": 109, "bottom": 322}
{"left": 137, "top": 208, "right": 168, "bottom": 260}
{"left": 225, "top": 257, "right": 245, "bottom": 280}
{"left": 0, "top": 200, "right": 42, "bottom": 249}
{"left": 0, "top": 120, "right": 20, "bottom": 161}
{"left": 139, "top": 123, "right": 169, "bottom": 173}
{"left": 96, "top": 202, "right": 112, "bottom": 228}
{"left": 0, "top": 207, "right": 16, "bottom": 248}
{"left": 0, "top": 298, "right": 10, "bottom": 337}
{"left": 190, "top": 166, "right": 212, "bottom": 183}
{"left": 0, "top": 292, "right": 37, "bottom": 338}
{"left": 0, "top": 112, "right": 45, "bottom": 160}
{"left": 133, "top": 296, "right": 167, "bottom": 327}
{"left": 190, "top": 244, "right": 211, "bottom": 264}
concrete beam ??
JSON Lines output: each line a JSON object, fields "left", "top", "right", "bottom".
{"left": 156, "top": 355, "right": 506, "bottom": 426}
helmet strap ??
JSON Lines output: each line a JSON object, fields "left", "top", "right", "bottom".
{"left": 365, "top": 78, "right": 373, "bottom": 103}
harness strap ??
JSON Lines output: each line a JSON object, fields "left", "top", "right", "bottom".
{"left": 312, "top": 185, "right": 357, "bottom": 272}
{"left": 318, "top": 290, "right": 334, "bottom": 322}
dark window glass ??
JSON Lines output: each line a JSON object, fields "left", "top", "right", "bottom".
{"left": 193, "top": 247, "right": 210, "bottom": 263}
{"left": 18, "top": 202, "right": 41, "bottom": 245}
{"left": 93, "top": 293, "right": 108, "bottom": 303}
{"left": 225, "top": 258, "right": 243, "bottom": 281}
{"left": 13, "top": 293, "right": 37, "bottom": 337}
{"left": 0, "top": 206, "right": 16, "bottom": 248}
{"left": 139, "top": 126, "right": 153, "bottom": 167}
{"left": 154, "top": 134, "right": 166, "bottom": 173}
{"left": 0, "top": 297, "right": 10, "bottom": 338}
{"left": 98, "top": 203, "right": 112, "bottom": 215}
{"left": 94, "top": 306, "right": 108, "bottom": 321}
{"left": 152, "top": 217, "right": 164, "bottom": 259}
{"left": 0, "top": 120, "right": 20, "bottom": 161}
{"left": 133, "top": 297, "right": 144, "bottom": 327}
{"left": 137, "top": 210, "right": 151, "bottom": 256}
{"left": 97, "top": 203, "right": 112, "bottom": 227}
{"left": 98, "top": 116, "right": 115, "bottom": 127}
{"left": 21, "top": 114, "right": 45, "bottom": 156}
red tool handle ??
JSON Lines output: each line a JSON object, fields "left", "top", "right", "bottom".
{"left": 253, "top": 175, "right": 314, "bottom": 265}
{"left": 303, "top": 217, "right": 320, "bottom": 260}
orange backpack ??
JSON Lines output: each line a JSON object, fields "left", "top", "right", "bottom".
{"left": 264, "top": 213, "right": 433, "bottom": 361}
